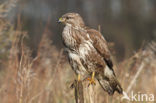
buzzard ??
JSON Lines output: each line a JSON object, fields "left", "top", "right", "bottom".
{"left": 58, "top": 13, "right": 123, "bottom": 95}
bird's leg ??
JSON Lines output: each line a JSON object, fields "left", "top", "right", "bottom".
{"left": 70, "top": 74, "right": 81, "bottom": 89}
{"left": 78, "top": 74, "right": 81, "bottom": 82}
{"left": 87, "top": 72, "right": 96, "bottom": 86}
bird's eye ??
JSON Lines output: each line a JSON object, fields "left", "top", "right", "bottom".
{"left": 66, "top": 17, "right": 71, "bottom": 20}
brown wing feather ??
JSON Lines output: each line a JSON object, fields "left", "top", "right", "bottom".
{"left": 86, "top": 28, "right": 114, "bottom": 69}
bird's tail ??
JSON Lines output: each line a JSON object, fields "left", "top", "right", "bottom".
{"left": 98, "top": 77, "right": 123, "bottom": 95}
{"left": 115, "top": 80, "right": 123, "bottom": 94}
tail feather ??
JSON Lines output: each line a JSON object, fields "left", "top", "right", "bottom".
{"left": 97, "top": 65, "right": 123, "bottom": 95}
{"left": 115, "top": 82, "right": 123, "bottom": 94}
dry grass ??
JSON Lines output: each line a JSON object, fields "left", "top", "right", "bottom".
{"left": 0, "top": 0, "right": 156, "bottom": 103}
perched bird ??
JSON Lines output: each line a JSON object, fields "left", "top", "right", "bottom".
{"left": 58, "top": 13, "right": 123, "bottom": 95}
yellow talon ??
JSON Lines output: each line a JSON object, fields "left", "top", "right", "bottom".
{"left": 87, "top": 72, "right": 96, "bottom": 86}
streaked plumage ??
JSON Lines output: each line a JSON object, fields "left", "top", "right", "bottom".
{"left": 59, "top": 13, "right": 123, "bottom": 95}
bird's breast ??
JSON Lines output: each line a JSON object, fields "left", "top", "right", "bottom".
{"left": 78, "top": 40, "right": 94, "bottom": 60}
{"left": 62, "top": 25, "right": 95, "bottom": 61}
{"left": 62, "top": 26, "right": 76, "bottom": 49}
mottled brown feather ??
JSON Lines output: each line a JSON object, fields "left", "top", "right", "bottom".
{"left": 86, "top": 28, "right": 114, "bottom": 70}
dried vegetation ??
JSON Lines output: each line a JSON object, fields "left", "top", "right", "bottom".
{"left": 0, "top": 0, "right": 155, "bottom": 103}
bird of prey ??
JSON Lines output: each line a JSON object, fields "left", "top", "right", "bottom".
{"left": 58, "top": 13, "right": 123, "bottom": 95}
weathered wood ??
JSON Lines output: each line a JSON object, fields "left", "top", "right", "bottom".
{"left": 73, "top": 80, "right": 95, "bottom": 103}
{"left": 87, "top": 85, "right": 95, "bottom": 103}
{"left": 84, "top": 82, "right": 95, "bottom": 103}
{"left": 74, "top": 80, "right": 84, "bottom": 103}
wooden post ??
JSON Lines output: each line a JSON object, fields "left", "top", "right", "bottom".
{"left": 73, "top": 80, "right": 95, "bottom": 103}
{"left": 72, "top": 80, "right": 84, "bottom": 103}
{"left": 84, "top": 82, "right": 95, "bottom": 103}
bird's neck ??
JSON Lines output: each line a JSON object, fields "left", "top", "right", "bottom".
{"left": 65, "top": 23, "right": 86, "bottom": 31}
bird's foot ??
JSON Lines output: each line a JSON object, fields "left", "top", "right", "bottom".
{"left": 87, "top": 72, "right": 96, "bottom": 86}
{"left": 87, "top": 77, "right": 96, "bottom": 86}
{"left": 70, "top": 80, "right": 76, "bottom": 89}
{"left": 70, "top": 74, "right": 81, "bottom": 89}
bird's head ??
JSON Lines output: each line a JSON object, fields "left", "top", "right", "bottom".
{"left": 58, "top": 13, "right": 85, "bottom": 27}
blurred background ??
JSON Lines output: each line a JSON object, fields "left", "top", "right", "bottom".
{"left": 0, "top": 0, "right": 156, "bottom": 103}
{"left": 6, "top": 0, "right": 156, "bottom": 60}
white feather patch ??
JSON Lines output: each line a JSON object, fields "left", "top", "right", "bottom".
{"left": 104, "top": 66, "right": 113, "bottom": 76}
{"left": 79, "top": 40, "right": 94, "bottom": 60}
{"left": 69, "top": 52, "right": 86, "bottom": 74}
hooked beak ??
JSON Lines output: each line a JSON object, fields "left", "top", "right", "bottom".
{"left": 57, "top": 17, "right": 66, "bottom": 23}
